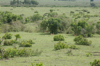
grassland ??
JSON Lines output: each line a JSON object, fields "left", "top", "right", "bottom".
{"left": 0, "top": 7, "right": 100, "bottom": 21}
{"left": 0, "top": 32, "right": 100, "bottom": 66}
{"left": 0, "top": 6, "right": 100, "bottom": 66}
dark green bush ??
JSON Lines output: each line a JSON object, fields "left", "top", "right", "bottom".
{"left": 54, "top": 41, "right": 69, "bottom": 50}
{"left": 74, "top": 35, "right": 92, "bottom": 46}
{"left": 31, "top": 13, "right": 42, "bottom": 22}
{"left": 3, "top": 33, "right": 12, "bottom": 39}
{"left": 4, "top": 40, "right": 10, "bottom": 46}
{"left": 19, "top": 40, "right": 35, "bottom": 47}
{"left": 34, "top": 11, "right": 38, "bottom": 13}
{"left": 53, "top": 35, "right": 65, "bottom": 41}
{"left": 90, "top": 59, "right": 100, "bottom": 66}
{"left": 3, "top": 40, "right": 16, "bottom": 46}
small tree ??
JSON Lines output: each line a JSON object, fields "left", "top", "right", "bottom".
{"left": 47, "top": 18, "right": 62, "bottom": 34}
{"left": 15, "top": 34, "right": 21, "bottom": 41}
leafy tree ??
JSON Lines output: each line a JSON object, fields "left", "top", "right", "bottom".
{"left": 40, "top": 19, "right": 48, "bottom": 32}
{"left": 15, "top": 34, "right": 21, "bottom": 41}
{"left": 31, "top": 14, "right": 42, "bottom": 22}
{"left": 47, "top": 18, "right": 62, "bottom": 34}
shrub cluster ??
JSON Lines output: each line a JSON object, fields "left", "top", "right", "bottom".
{"left": 3, "top": 40, "right": 16, "bottom": 46}
{"left": 3, "top": 33, "right": 12, "bottom": 39}
{"left": 19, "top": 40, "right": 35, "bottom": 47}
{"left": 53, "top": 35, "right": 65, "bottom": 41}
{"left": 74, "top": 35, "right": 92, "bottom": 46}
{"left": 90, "top": 59, "right": 100, "bottom": 66}
{"left": 0, "top": 11, "right": 23, "bottom": 24}
{"left": 54, "top": 41, "right": 69, "bottom": 50}
{"left": 54, "top": 41, "right": 79, "bottom": 50}
{"left": 71, "top": 20, "right": 94, "bottom": 37}
{"left": 0, "top": 48, "right": 42, "bottom": 59}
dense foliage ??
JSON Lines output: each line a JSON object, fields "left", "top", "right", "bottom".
{"left": 54, "top": 41, "right": 69, "bottom": 50}
{"left": 0, "top": 11, "right": 23, "bottom": 24}
{"left": 53, "top": 35, "right": 65, "bottom": 41}
{"left": 71, "top": 20, "right": 94, "bottom": 37}
{"left": 74, "top": 35, "right": 92, "bottom": 46}
{"left": 90, "top": 59, "right": 100, "bottom": 66}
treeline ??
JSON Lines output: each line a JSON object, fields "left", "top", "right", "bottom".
{"left": 10, "top": 0, "right": 39, "bottom": 6}
{"left": 58, "top": 0, "right": 76, "bottom": 1}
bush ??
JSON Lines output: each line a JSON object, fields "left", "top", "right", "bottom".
{"left": 90, "top": 59, "right": 100, "bottom": 66}
{"left": 15, "top": 34, "right": 21, "bottom": 41}
{"left": 31, "top": 13, "right": 42, "bottom": 22}
{"left": 53, "top": 35, "right": 65, "bottom": 41}
{"left": 3, "top": 33, "right": 12, "bottom": 39}
{"left": 3, "top": 40, "right": 16, "bottom": 46}
{"left": 19, "top": 40, "right": 35, "bottom": 47}
{"left": 0, "top": 48, "right": 42, "bottom": 59}
{"left": 34, "top": 11, "right": 38, "bottom": 13}
{"left": 54, "top": 41, "right": 69, "bottom": 50}
{"left": 31, "top": 63, "right": 43, "bottom": 66}
{"left": 86, "top": 52, "right": 92, "bottom": 57}
{"left": 74, "top": 35, "right": 92, "bottom": 46}
{"left": 69, "top": 45, "right": 79, "bottom": 49}
{"left": 27, "top": 39, "right": 35, "bottom": 44}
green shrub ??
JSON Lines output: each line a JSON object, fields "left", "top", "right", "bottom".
{"left": 4, "top": 40, "right": 10, "bottom": 46}
{"left": 54, "top": 35, "right": 65, "bottom": 41}
{"left": 3, "top": 40, "right": 16, "bottom": 46}
{"left": 50, "top": 9, "right": 54, "bottom": 12}
{"left": 74, "top": 35, "right": 92, "bottom": 46}
{"left": 3, "top": 33, "right": 12, "bottom": 39}
{"left": 15, "top": 34, "right": 21, "bottom": 41}
{"left": 27, "top": 39, "right": 35, "bottom": 44}
{"left": 90, "top": 59, "right": 100, "bottom": 66}
{"left": 34, "top": 11, "right": 38, "bottom": 13}
{"left": 31, "top": 63, "right": 43, "bottom": 66}
{"left": 19, "top": 40, "right": 34, "bottom": 47}
{"left": 54, "top": 41, "right": 69, "bottom": 50}
{"left": 31, "top": 13, "right": 42, "bottom": 22}
{"left": 86, "top": 52, "right": 92, "bottom": 57}
{"left": 17, "top": 48, "right": 31, "bottom": 57}
{"left": 0, "top": 48, "right": 42, "bottom": 59}
{"left": 69, "top": 45, "right": 79, "bottom": 49}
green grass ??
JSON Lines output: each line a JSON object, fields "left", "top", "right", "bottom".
{"left": 0, "top": 32, "right": 100, "bottom": 66}
{"left": 0, "top": 7, "right": 100, "bottom": 21}
{"left": 0, "top": 6, "right": 100, "bottom": 66}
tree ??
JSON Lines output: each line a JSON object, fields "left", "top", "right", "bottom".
{"left": 15, "top": 34, "right": 21, "bottom": 41}
{"left": 40, "top": 19, "right": 48, "bottom": 32}
{"left": 47, "top": 18, "right": 62, "bottom": 34}
{"left": 31, "top": 0, "right": 39, "bottom": 5}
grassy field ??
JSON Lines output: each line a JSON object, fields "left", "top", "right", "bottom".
{"left": 0, "top": 7, "right": 100, "bottom": 21}
{"left": 0, "top": 32, "right": 100, "bottom": 66}
{"left": 0, "top": 6, "right": 100, "bottom": 66}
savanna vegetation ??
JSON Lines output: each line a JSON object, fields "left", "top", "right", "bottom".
{"left": 0, "top": 0, "right": 100, "bottom": 66}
